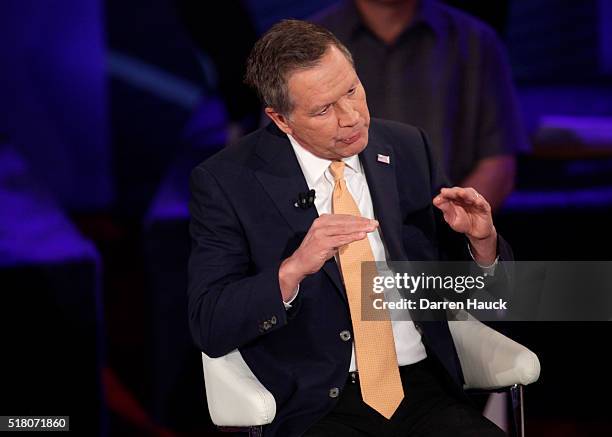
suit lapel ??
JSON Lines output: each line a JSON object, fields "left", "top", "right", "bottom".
{"left": 253, "top": 124, "right": 346, "bottom": 300}
{"left": 360, "top": 138, "right": 407, "bottom": 262}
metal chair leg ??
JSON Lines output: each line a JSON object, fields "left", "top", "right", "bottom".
{"left": 509, "top": 384, "right": 524, "bottom": 437}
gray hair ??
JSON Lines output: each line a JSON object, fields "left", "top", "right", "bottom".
{"left": 245, "top": 19, "right": 354, "bottom": 115}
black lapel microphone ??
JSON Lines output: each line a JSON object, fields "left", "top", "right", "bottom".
{"left": 295, "top": 189, "right": 316, "bottom": 209}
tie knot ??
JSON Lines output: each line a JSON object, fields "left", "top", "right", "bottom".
{"left": 329, "top": 161, "right": 346, "bottom": 181}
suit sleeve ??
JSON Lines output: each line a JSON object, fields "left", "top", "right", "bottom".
{"left": 187, "top": 165, "right": 288, "bottom": 358}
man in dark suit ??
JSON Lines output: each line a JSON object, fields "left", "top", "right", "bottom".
{"left": 188, "top": 19, "right": 508, "bottom": 436}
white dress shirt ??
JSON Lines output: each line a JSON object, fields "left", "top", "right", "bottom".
{"left": 287, "top": 134, "right": 428, "bottom": 371}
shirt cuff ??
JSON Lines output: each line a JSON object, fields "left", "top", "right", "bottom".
{"left": 467, "top": 242, "right": 499, "bottom": 276}
{"left": 283, "top": 284, "right": 300, "bottom": 309}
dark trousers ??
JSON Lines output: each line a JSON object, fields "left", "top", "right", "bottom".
{"left": 303, "top": 357, "right": 505, "bottom": 437}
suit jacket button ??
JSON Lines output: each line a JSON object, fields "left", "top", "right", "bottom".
{"left": 263, "top": 321, "right": 271, "bottom": 330}
{"left": 270, "top": 316, "right": 277, "bottom": 325}
{"left": 329, "top": 388, "right": 340, "bottom": 398}
{"left": 414, "top": 323, "right": 423, "bottom": 334}
{"left": 339, "top": 330, "right": 351, "bottom": 341}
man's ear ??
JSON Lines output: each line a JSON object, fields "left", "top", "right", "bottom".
{"left": 265, "top": 107, "right": 293, "bottom": 135}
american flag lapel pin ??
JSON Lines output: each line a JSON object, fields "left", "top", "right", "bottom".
{"left": 377, "top": 153, "right": 390, "bottom": 164}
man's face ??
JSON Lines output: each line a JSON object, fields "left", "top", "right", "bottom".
{"left": 266, "top": 45, "right": 370, "bottom": 160}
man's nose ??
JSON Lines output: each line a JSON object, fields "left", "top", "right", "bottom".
{"left": 336, "top": 100, "right": 359, "bottom": 127}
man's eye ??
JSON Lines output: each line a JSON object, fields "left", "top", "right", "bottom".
{"left": 348, "top": 87, "right": 356, "bottom": 95}
{"left": 318, "top": 106, "right": 330, "bottom": 115}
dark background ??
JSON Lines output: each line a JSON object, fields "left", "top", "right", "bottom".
{"left": 1, "top": 0, "right": 612, "bottom": 435}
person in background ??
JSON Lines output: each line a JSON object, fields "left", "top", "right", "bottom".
{"left": 314, "top": 0, "right": 530, "bottom": 211}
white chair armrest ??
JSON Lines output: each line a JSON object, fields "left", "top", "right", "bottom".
{"left": 202, "top": 350, "right": 276, "bottom": 426}
{"left": 201, "top": 318, "right": 541, "bottom": 426}
{"left": 449, "top": 316, "right": 541, "bottom": 390}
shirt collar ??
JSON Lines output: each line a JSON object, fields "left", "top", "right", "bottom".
{"left": 287, "top": 134, "right": 362, "bottom": 188}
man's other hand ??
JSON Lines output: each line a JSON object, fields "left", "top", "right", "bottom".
{"left": 433, "top": 187, "right": 497, "bottom": 265}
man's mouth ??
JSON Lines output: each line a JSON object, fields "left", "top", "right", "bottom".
{"left": 340, "top": 131, "right": 361, "bottom": 145}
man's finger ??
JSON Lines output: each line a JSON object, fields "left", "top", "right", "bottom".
{"left": 326, "top": 214, "right": 375, "bottom": 224}
{"left": 433, "top": 194, "right": 454, "bottom": 211}
{"left": 322, "top": 220, "right": 378, "bottom": 236}
{"left": 439, "top": 187, "right": 474, "bottom": 203}
{"left": 331, "top": 231, "right": 368, "bottom": 248}
{"left": 438, "top": 187, "right": 491, "bottom": 213}
{"left": 453, "top": 188, "right": 491, "bottom": 213}
{"left": 434, "top": 199, "right": 452, "bottom": 214}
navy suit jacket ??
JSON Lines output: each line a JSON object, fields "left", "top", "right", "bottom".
{"left": 188, "top": 118, "right": 511, "bottom": 436}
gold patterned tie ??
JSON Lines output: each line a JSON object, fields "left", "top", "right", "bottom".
{"left": 329, "top": 161, "right": 404, "bottom": 419}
